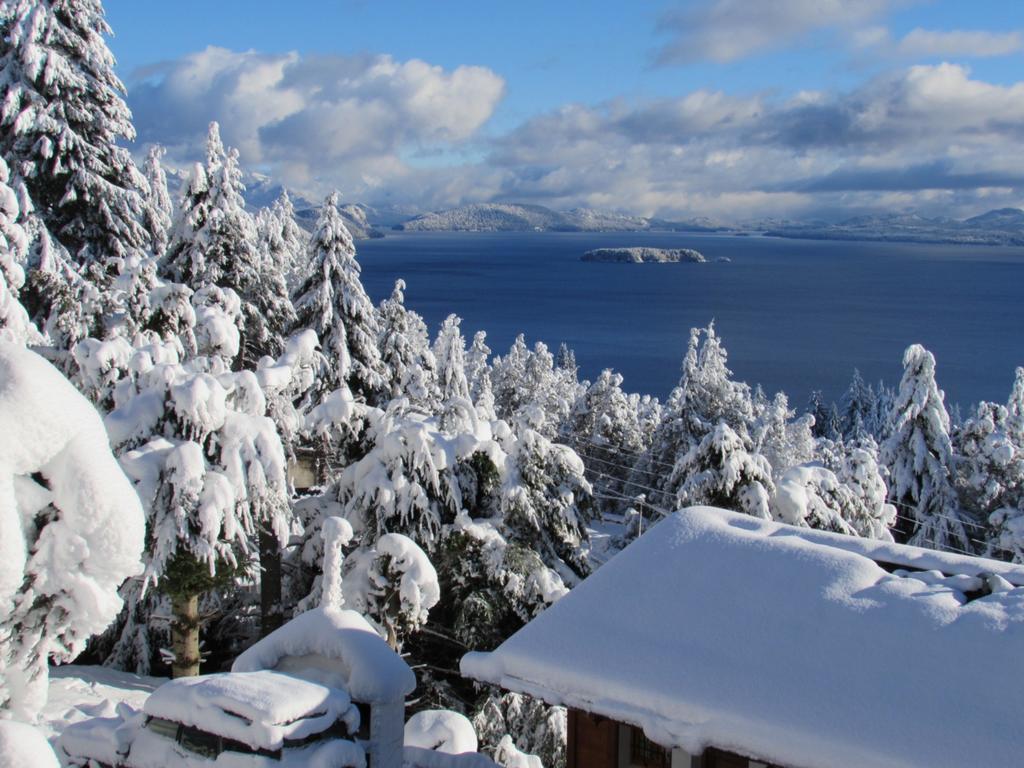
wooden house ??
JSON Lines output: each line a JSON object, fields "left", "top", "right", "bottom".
{"left": 462, "top": 506, "right": 1024, "bottom": 768}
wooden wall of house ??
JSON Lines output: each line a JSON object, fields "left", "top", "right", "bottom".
{"left": 567, "top": 709, "right": 619, "bottom": 768}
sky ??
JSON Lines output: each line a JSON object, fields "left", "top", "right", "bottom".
{"left": 106, "top": 0, "right": 1024, "bottom": 221}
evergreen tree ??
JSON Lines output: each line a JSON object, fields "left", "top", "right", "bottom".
{"left": 0, "top": 0, "right": 148, "bottom": 274}
{"left": 671, "top": 422, "right": 774, "bottom": 519}
{"left": 291, "top": 191, "right": 386, "bottom": 403}
{"left": 881, "top": 344, "right": 972, "bottom": 552}
{"left": 377, "top": 279, "right": 438, "bottom": 409}
{"left": 434, "top": 314, "right": 475, "bottom": 433}
{"left": 0, "top": 157, "right": 40, "bottom": 344}
{"left": 258, "top": 190, "right": 308, "bottom": 293}
{"left": 142, "top": 145, "right": 172, "bottom": 259}
{"left": 568, "top": 369, "right": 644, "bottom": 515}
{"left": 955, "top": 402, "right": 1023, "bottom": 530}
{"left": 162, "top": 123, "right": 293, "bottom": 366}
{"left": 1007, "top": 367, "right": 1024, "bottom": 449}
{"left": 633, "top": 323, "right": 755, "bottom": 508}
{"left": 841, "top": 369, "right": 876, "bottom": 440}
{"left": 753, "top": 391, "right": 815, "bottom": 478}
{"left": 500, "top": 410, "right": 594, "bottom": 583}
{"left": 466, "top": 330, "right": 492, "bottom": 404}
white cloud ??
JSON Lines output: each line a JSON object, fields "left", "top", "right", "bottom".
{"left": 897, "top": 27, "right": 1023, "bottom": 58}
{"left": 853, "top": 26, "right": 1024, "bottom": 59}
{"left": 129, "top": 47, "right": 505, "bottom": 195}
{"left": 655, "top": 0, "right": 900, "bottom": 64}
{"left": 130, "top": 50, "right": 1024, "bottom": 221}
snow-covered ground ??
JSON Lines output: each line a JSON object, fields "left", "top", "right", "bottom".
{"left": 41, "top": 665, "right": 164, "bottom": 763}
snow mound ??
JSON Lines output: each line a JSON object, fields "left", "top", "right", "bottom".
{"left": 463, "top": 506, "right": 1024, "bottom": 768}
{"left": 143, "top": 670, "right": 358, "bottom": 752}
{"left": 0, "top": 720, "right": 60, "bottom": 768}
{"left": 405, "top": 710, "right": 478, "bottom": 754}
{"left": 232, "top": 607, "right": 415, "bottom": 703}
{"left": 0, "top": 342, "right": 144, "bottom": 717}
{"left": 404, "top": 746, "right": 498, "bottom": 768}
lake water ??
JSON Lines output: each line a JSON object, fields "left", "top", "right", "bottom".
{"left": 356, "top": 231, "right": 1024, "bottom": 410}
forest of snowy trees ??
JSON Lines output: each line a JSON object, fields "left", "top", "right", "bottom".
{"left": 1, "top": 2, "right": 1024, "bottom": 766}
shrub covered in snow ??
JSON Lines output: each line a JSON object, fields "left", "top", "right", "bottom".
{"left": 0, "top": 342, "right": 144, "bottom": 718}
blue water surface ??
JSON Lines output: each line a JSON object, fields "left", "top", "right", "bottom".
{"left": 356, "top": 231, "right": 1024, "bottom": 409}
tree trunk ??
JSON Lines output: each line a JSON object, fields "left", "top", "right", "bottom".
{"left": 171, "top": 592, "right": 201, "bottom": 678}
{"left": 259, "top": 524, "right": 283, "bottom": 637}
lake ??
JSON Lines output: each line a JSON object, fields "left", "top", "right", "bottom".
{"left": 356, "top": 231, "right": 1024, "bottom": 410}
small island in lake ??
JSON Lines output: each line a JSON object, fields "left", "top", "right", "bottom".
{"left": 582, "top": 247, "right": 707, "bottom": 263}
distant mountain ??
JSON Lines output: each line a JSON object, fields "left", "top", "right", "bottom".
{"left": 394, "top": 203, "right": 732, "bottom": 233}
{"left": 764, "top": 208, "right": 1024, "bottom": 246}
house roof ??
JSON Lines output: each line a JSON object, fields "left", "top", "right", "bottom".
{"left": 232, "top": 607, "right": 415, "bottom": 703}
{"left": 461, "top": 507, "right": 1024, "bottom": 768}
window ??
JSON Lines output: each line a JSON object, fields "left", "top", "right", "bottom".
{"left": 629, "top": 727, "right": 670, "bottom": 768}
{"left": 179, "top": 725, "right": 221, "bottom": 759}
{"left": 145, "top": 717, "right": 180, "bottom": 742}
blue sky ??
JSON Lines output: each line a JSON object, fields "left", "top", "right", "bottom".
{"left": 105, "top": 0, "right": 1024, "bottom": 220}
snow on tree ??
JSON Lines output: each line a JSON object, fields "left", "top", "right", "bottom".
{"left": 881, "top": 344, "right": 973, "bottom": 552}
{"left": 834, "top": 443, "right": 897, "bottom": 539}
{"left": 753, "top": 391, "right": 815, "bottom": 479}
{"left": 466, "top": 330, "right": 492, "bottom": 403}
{"left": 343, "top": 532, "right": 440, "bottom": 650}
{"left": 491, "top": 334, "right": 529, "bottom": 423}
{"left": 377, "top": 279, "right": 438, "bottom": 410}
{"left": 841, "top": 369, "right": 876, "bottom": 441}
{"left": 0, "top": 341, "right": 144, "bottom": 718}
{"left": 102, "top": 300, "right": 291, "bottom": 676}
{"left": 434, "top": 314, "right": 477, "bottom": 434}
{"left": 567, "top": 369, "right": 644, "bottom": 515}
{"left": 258, "top": 190, "right": 308, "bottom": 293}
{"left": 500, "top": 408, "right": 593, "bottom": 583}
{"left": 142, "top": 145, "right": 172, "bottom": 259}
{"left": 1007, "top": 367, "right": 1024, "bottom": 449}
{"left": 0, "top": 0, "right": 149, "bottom": 323}
{"left": 771, "top": 459, "right": 896, "bottom": 538}
{"left": 291, "top": 191, "right": 386, "bottom": 403}
{"left": 474, "top": 692, "right": 565, "bottom": 768}
{"left": 671, "top": 422, "right": 774, "bottom": 519}
{"left": 334, "top": 402, "right": 460, "bottom": 553}
{"left": 555, "top": 343, "right": 577, "bottom": 380}
{"left": 635, "top": 324, "right": 755, "bottom": 507}
{"left": 162, "top": 124, "right": 293, "bottom": 367}
{"left": 952, "top": 401, "right": 1024, "bottom": 561}
{"left": 0, "top": 157, "right": 41, "bottom": 344}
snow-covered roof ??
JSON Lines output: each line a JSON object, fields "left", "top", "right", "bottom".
{"left": 143, "top": 670, "right": 357, "bottom": 752}
{"left": 232, "top": 607, "right": 415, "bottom": 703}
{"left": 461, "top": 507, "right": 1024, "bottom": 768}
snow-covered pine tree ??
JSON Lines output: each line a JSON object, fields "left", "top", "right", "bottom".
{"left": 142, "top": 145, "right": 172, "bottom": 260}
{"left": 881, "top": 344, "right": 973, "bottom": 552}
{"left": 377, "top": 279, "right": 438, "bottom": 410}
{"left": 1007, "top": 367, "right": 1024, "bottom": 449}
{"left": 291, "top": 191, "right": 387, "bottom": 404}
{"left": 342, "top": 532, "right": 440, "bottom": 651}
{"left": 567, "top": 369, "right": 644, "bottom": 515}
{"left": 258, "top": 190, "right": 308, "bottom": 293}
{"left": 753, "top": 391, "right": 815, "bottom": 478}
{"left": 466, "top": 330, "right": 492, "bottom": 404}
{"left": 434, "top": 314, "right": 476, "bottom": 433}
{"left": 0, "top": 0, "right": 148, "bottom": 277}
{"left": 671, "top": 422, "right": 774, "bottom": 519}
{"left": 162, "top": 123, "right": 293, "bottom": 366}
{"left": 102, "top": 290, "right": 290, "bottom": 674}
{"left": 841, "top": 369, "right": 876, "bottom": 441}
{"left": 491, "top": 334, "right": 530, "bottom": 422}
{"left": 0, "top": 157, "right": 41, "bottom": 344}
{"left": 633, "top": 323, "right": 756, "bottom": 508}
{"left": 501, "top": 408, "right": 593, "bottom": 583}
{"left": 955, "top": 402, "right": 1023, "bottom": 532}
